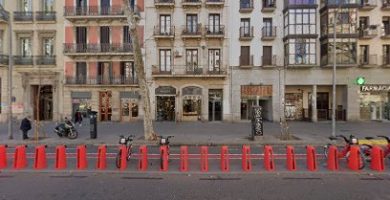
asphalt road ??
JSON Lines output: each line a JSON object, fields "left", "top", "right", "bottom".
{"left": 0, "top": 172, "right": 389, "bottom": 200}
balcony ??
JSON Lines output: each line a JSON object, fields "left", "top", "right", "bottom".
{"left": 359, "top": 0, "right": 377, "bottom": 10}
{"left": 64, "top": 6, "right": 125, "bottom": 21}
{"left": 182, "top": 0, "right": 202, "bottom": 7}
{"left": 383, "top": 55, "right": 390, "bottom": 67}
{"left": 181, "top": 25, "right": 202, "bottom": 39}
{"left": 358, "top": 54, "right": 378, "bottom": 67}
{"left": 262, "top": 55, "right": 277, "bottom": 67}
{"left": 240, "top": 55, "right": 254, "bottom": 68}
{"left": 155, "top": 0, "right": 175, "bottom": 8}
{"left": 14, "top": 56, "right": 34, "bottom": 65}
{"left": 320, "top": 55, "right": 357, "bottom": 67}
{"left": 262, "top": 0, "right": 276, "bottom": 12}
{"left": 261, "top": 26, "right": 277, "bottom": 40}
{"left": 13, "top": 12, "right": 33, "bottom": 22}
{"left": 35, "top": 56, "right": 56, "bottom": 65}
{"left": 0, "top": 11, "right": 9, "bottom": 22}
{"left": 0, "top": 55, "right": 8, "bottom": 65}
{"left": 321, "top": 0, "right": 360, "bottom": 8}
{"left": 152, "top": 65, "right": 227, "bottom": 78}
{"left": 358, "top": 26, "right": 378, "bottom": 39}
{"left": 239, "top": 27, "right": 254, "bottom": 40}
{"left": 381, "top": 27, "right": 390, "bottom": 39}
{"left": 35, "top": 11, "right": 56, "bottom": 21}
{"left": 64, "top": 43, "right": 133, "bottom": 56}
{"left": 240, "top": 0, "right": 254, "bottom": 12}
{"left": 205, "top": 25, "right": 225, "bottom": 38}
{"left": 154, "top": 26, "right": 175, "bottom": 39}
{"left": 382, "top": 0, "right": 390, "bottom": 9}
{"left": 284, "top": 0, "right": 317, "bottom": 8}
{"left": 205, "top": 0, "right": 225, "bottom": 7}
{"left": 65, "top": 75, "right": 138, "bottom": 85}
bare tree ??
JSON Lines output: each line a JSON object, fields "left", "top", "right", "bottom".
{"left": 123, "top": 0, "right": 156, "bottom": 140}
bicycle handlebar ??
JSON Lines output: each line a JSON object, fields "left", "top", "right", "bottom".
{"left": 335, "top": 135, "right": 349, "bottom": 143}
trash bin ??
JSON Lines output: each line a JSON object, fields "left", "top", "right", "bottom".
{"left": 89, "top": 111, "right": 98, "bottom": 139}
{"left": 251, "top": 106, "right": 263, "bottom": 140}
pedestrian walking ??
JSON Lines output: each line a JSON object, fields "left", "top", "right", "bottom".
{"left": 20, "top": 116, "right": 32, "bottom": 140}
{"left": 74, "top": 110, "right": 83, "bottom": 127}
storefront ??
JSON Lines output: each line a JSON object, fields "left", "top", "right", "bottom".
{"left": 240, "top": 85, "right": 273, "bottom": 121}
{"left": 182, "top": 86, "right": 202, "bottom": 121}
{"left": 71, "top": 92, "right": 92, "bottom": 119}
{"left": 120, "top": 91, "right": 140, "bottom": 121}
{"left": 359, "top": 85, "right": 390, "bottom": 121}
{"left": 155, "top": 86, "right": 176, "bottom": 121}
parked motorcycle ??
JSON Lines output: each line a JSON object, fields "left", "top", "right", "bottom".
{"left": 54, "top": 122, "right": 78, "bottom": 139}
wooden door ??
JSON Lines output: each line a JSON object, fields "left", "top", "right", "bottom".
{"left": 99, "top": 91, "right": 112, "bottom": 121}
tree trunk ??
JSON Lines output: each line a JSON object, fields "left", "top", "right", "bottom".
{"left": 123, "top": 1, "right": 156, "bottom": 140}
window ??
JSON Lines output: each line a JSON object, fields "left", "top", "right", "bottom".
{"left": 284, "top": 9, "right": 316, "bottom": 36}
{"left": 321, "top": 38, "right": 357, "bottom": 65}
{"left": 240, "top": 18, "right": 251, "bottom": 36}
{"left": 121, "top": 62, "right": 136, "bottom": 84}
{"left": 240, "top": 0, "right": 252, "bottom": 9}
{"left": 325, "top": 8, "right": 357, "bottom": 35}
{"left": 20, "top": 0, "right": 32, "bottom": 12}
{"left": 286, "top": 38, "right": 316, "bottom": 65}
{"left": 100, "top": 26, "right": 110, "bottom": 52}
{"left": 208, "top": 14, "right": 220, "bottom": 34}
{"left": 186, "top": 49, "right": 198, "bottom": 71}
{"left": 384, "top": 45, "right": 390, "bottom": 65}
{"left": 43, "top": 0, "right": 54, "bottom": 11}
{"left": 288, "top": 0, "right": 316, "bottom": 5}
{"left": 186, "top": 14, "right": 198, "bottom": 34}
{"left": 263, "top": 18, "right": 273, "bottom": 36}
{"left": 359, "top": 45, "right": 369, "bottom": 64}
{"left": 208, "top": 49, "right": 221, "bottom": 71}
{"left": 43, "top": 38, "right": 54, "bottom": 56}
{"left": 123, "top": 26, "right": 131, "bottom": 44}
{"left": 76, "top": 62, "right": 87, "bottom": 84}
{"left": 263, "top": 0, "right": 275, "bottom": 7}
{"left": 20, "top": 38, "right": 31, "bottom": 57}
{"left": 160, "top": 15, "right": 171, "bottom": 34}
{"left": 183, "top": 99, "right": 201, "bottom": 116}
{"left": 0, "top": 31, "right": 3, "bottom": 54}
{"left": 159, "top": 49, "right": 171, "bottom": 72}
{"left": 384, "top": 17, "right": 390, "bottom": 35}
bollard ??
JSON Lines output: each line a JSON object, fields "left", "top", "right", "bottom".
{"left": 200, "top": 146, "right": 209, "bottom": 172}
{"left": 34, "top": 145, "right": 47, "bottom": 170}
{"left": 180, "top": 146, "right": 189, "bottom": 172}
{"left": 76, "top": 145, "right": 88, "bottom": 170}
{"left": 138, "top": 145, "right": 148, "bottom": 171}
{"left": 55, "top": 145, "right": 67, "bottom": 170}
{"left": 241, "top": 145, "right": 252, "bottom": 172}
{"left": 118, "top": 145, "right": 128, "bottom": 170}
{"left": 264, "top": 145, "right": 275, "bottom": 171}
{"left": 96, "top": 145, "right": 107, "bottom": 170}
{"left": 14, "top": 145, "right": 27, "bottom": 169}
{"left": 327, "top": 145, "right": 339, "bottom": 171}
{"left": 370, "top": 146, "right": 385, "bottom": 171}
{"left": 0, "top": 145, "right": 7, "bottom": 169}
{"left": 286, "top": 145, "right": 296, "bottom": 171}
{"left": 220, "top": 146, "right": 229, "bottom": 172}
{"left": 160, "top": 146, "right": 169, "bottom": 171}
{"left": 306, "top": 145, "right": 317, "bottom": 171}
{"left": 348, "top": 145, "right": 361, "bottom": 171}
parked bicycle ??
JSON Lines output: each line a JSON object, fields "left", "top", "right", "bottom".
{"left": 323, "top": 135, "right": 368, "bottom": 169}
{"left": 157, "top": 135, "right": 174, "bottom": 169}
{"left": 362, "top": 135, "right": 390, "bottom": 160}
{"left": 115, "top": 135, "right": 135, "bottom": 168}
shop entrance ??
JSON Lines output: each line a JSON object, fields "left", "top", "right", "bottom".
{"left": 317, "top": 92, "right": 329, "bottom": 120}
{"left": 208, "top": 89, "right": 223, "bottom": 121}
{"left": 32, "top": 85, "right": 53, "bottom": 121}
{"left": 156, "top": 96, "right": 175, "bottom": 121}
{"left": 99, "top": 91, "right": 112, "bottom": 121}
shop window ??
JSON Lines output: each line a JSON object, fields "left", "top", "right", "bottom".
{"left": 183, "top": 98, "right": 201, "bottom": 116}
{"left": 121, "top": 99, "right": 138, "bottom": 118}
{"left": 72, "top": 98, "right": 91, "bottom": 118}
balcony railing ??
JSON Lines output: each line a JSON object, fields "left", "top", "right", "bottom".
{"left": 383, "top": 0, "right": 390, "bottom": 8}
{"left": 66, "top": 75, "right": 138, "bottom": 85}
{"left": 14, "top": 56, "right": 34, "bottom": 65}
{"left": 0, "top": 11, "right": 9, "bottom": 22}
{"left": 205, "top": 25, "right": 225, "bottom": 36}
{"left": 382, "top": 27, "right": 390, "bottom": 38}
{"left": 239, "top": 27, "right": 254, "bottom": 40}
{"left": 240, "top": 0, "right": 254, "bottom": 12}
{"left": 182, "top": 0, "right": 202, "bottom": 6}
{"left": 358, "top": 27, "right": 378, "bottom": 39}
{"left": 13, "top": 12, "right": 33, "bottom": 21}
{"left": 359, "top": 0, "right": 377, "bottom": 9}
{"left": 64, "top": 6, "right": 124, "bottom": 16}
{"left": 284, "top": 0, "right": 317, "bottom": 7}
{"left": 0, "top": 55, "right": 8, "bottom": 65}
{"left": 262, "top": 0, "right": 276, "bottom": 11}
{"left": 35, "top": 56, "right": 56, "bottom": 65}
{"left": 205, "top": 0, "right": 225, "bottom": 6}
{"left": 320, "top": 55, "right": 357, "bottom": 66}
{"left": 35, "top": 11, "right": 56, "bottom": 21}
{"left": 240, "top": 55, "right": 254, "bottom": 67}
{"left": 383, "top": 55, "right": 390, "bottom": 66}
{"left": 152, "top": 65, "right": 226, "bottom": 76}
{"left": 261, "top": 26, "right": 277, "bottom": 40}
{"left": 182, "top": 25, "right": 202, "bottom": 36}
{"left": 155, "top": 0, "right": 175, "bottom": 7}
{"left": 262, "top": 55, "right": 277, "bottom": 66}
{"left": 358, "top": 54, "right": 377, "bottom": 66}
{"left": 63, "top": 43, "right": 133, "bottom": 54}
{"left": 322, "top": 0, "right": 360, "bottom": 6}
{"left": 154, "top": 26, "right": 175, "bottom": 37}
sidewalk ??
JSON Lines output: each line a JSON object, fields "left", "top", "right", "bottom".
{"left": 0, "top": 120, "right": 389, "bottom": 146}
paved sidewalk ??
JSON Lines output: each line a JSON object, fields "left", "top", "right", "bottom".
{"left": 0, "top": 120, "right": 389, "bottom": 146}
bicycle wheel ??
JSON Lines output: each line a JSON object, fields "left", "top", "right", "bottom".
{"left": 115, "top": 151, "right": 122, "bottom": 169}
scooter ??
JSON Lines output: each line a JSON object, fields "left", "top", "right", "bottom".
{"left": 54, "top": 122, "right": 78, "bottom": 139}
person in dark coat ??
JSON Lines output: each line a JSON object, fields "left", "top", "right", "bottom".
{"left": 20, "top": 116, "right": 32, "bottom": 140}
{"left": 74, "top": 110, "right": 83, "bottom": 126}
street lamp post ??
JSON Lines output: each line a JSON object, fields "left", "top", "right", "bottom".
{"left": 0, "top": 5, "right": 13, "bottom": 139}
{"left": 332, "top": 4, "right": 342, "bottom": 138}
